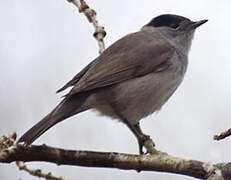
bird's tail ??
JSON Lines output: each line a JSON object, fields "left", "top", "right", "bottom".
{"left": 18, "top": 93, "right": 90, "bottom": 144}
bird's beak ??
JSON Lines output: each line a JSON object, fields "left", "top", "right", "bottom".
{"left": 191, "top": 19, "right": 208, "bottom": 29}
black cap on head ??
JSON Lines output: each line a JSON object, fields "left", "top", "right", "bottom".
{"left": 146, "top": 14, "right": 191, "bottom": 29}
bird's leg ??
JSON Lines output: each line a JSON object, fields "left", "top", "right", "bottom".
{"left": 134, "top": 122, "right": 155, "bottom": 154}
{"left": 134, "top": 123, "right": 155, "bottom": 153}
{"left": 111, "top": 105, "right": 155, "bottom": 154}
{"left": 123, "top": 120, "right": 155, "bottom": 154}
{"left": 134, "top": 122, "right": 148, "bottom": 137}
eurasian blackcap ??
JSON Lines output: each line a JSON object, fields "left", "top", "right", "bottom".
{"left": 18, "top": 14, "right": 207, "bottom": 154}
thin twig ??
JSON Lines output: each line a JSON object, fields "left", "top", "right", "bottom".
{"left": 67, "top": 0, "right": 106, "bottom": 54}
{"left": 214, "top": 127, "right": 231, "bottom": 140}
{"left": 16, "top": 161, "right": 63, "bottom": 180}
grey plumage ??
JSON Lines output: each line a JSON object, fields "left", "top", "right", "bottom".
{"left": 18, "top": 14, "right": 207, "bottom": 154}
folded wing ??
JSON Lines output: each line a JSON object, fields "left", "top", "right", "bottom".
{"left": 58, "top": 31, "right": 175, "bottom": 96}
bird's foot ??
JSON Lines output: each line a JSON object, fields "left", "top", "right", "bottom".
{"left": 138, "top": 134, "right": 157, "bottom": 155}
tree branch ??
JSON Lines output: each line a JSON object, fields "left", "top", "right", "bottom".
{"left": 67, "top": 0, "right": 106, "bottom": 54}
{"left": 0, "top": 134, "right": 231, "bottom": 180}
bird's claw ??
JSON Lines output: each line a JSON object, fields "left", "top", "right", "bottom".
{"left": 138, "top": 135, "right": 156, "bottom": 155}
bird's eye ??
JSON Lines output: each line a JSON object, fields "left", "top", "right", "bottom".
{"left": 169, "top": 23, "right": 179, "bottom": 29}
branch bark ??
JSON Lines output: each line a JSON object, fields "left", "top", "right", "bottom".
{"left": 0, "top": 135, "right": 231, "bottom": 180}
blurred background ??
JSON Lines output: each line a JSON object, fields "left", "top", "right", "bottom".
{"left": 0, "top": 0, "right": 231, "bottom": 179}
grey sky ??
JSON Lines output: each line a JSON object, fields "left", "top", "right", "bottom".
{"left": 1, "top": 0, "right": 231, "bottom": 179}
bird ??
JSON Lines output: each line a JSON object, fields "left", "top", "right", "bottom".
{"left": 18, "top": 14, "right": 207, "bottom": 154}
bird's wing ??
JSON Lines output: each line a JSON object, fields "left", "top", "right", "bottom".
{"left": 56, "top": 59, "right": 96, "bottom": 93}
{"left": 58, "top": 31, "right": 175, "bottom": 95}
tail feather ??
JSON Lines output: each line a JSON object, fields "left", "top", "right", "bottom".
{"left": 18, "top": 92, "right": 90, "bottom": 144}
{"left": 18, "top": 112, "right": 56, "bottom": 144}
